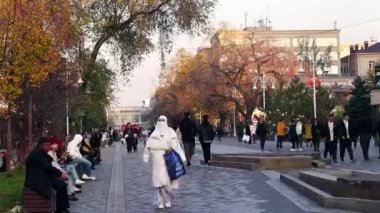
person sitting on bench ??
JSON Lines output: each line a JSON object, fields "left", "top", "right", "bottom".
{"left": 25, "top": 137, "right": 70, "bottom": 213}
{"left": 67, "top": 134, "right": 96, "bottom": 180}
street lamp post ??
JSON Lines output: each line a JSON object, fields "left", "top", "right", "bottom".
{"left": 66, "top": 68, "right": 84, "bottom": 140}
{"left": 232, "top": 87, "right": 237, "bottom": 137}
{"left": 299, "top": 55, "right": 317, "bottom": 119}
{"left": 252, "top": 73, "right": 275, "bottom": 110}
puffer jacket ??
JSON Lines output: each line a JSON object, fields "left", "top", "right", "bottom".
{"left": 67, "top": 134, "right": 83, "bottom": 159}
{"left": 277, "top": 121, "right": 286, "bottom": 136}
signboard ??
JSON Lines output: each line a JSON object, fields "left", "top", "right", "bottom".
{"left": 370, "top": 90, "right": 380, "bottom": 106}
{"left": 375, "top": 65, "right": 380, "bottom": 88}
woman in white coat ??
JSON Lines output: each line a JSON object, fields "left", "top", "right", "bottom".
{"left": 143, "top": 115, "right": 186, "bottom": 209}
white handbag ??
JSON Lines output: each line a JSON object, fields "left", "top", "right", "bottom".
{"left": 242, "top": 134, "right": 250, "bottom": 142}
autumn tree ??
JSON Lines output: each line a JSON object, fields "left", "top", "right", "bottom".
{"left": 204, "top": 29, "right": 298, "bottom": 122}
{"left": 0, "top": 0, "right": 80, "bottom": 170}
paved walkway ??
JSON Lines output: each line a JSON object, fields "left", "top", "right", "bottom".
{"left": 70, "top": 143, "right": 114, "bottom": 213}
{"left": 69, "top": 141, "right": 355, "bottom": 213}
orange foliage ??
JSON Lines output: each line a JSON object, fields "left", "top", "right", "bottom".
{"left": 0, "top": 0, "right": 77, "bottom": 112}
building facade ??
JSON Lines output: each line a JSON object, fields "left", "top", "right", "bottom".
{"left": 210, "top": 26, "right": 341, "bottom": 75}
{"left": 107, "top": 106, "right": 151, "bottom": 128}
{"left": 341, "top": 42, "right": 380, "bottom": 77}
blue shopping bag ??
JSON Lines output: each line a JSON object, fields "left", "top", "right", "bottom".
{"left": 164, "top": 150, "right": 186, "bottom": 180}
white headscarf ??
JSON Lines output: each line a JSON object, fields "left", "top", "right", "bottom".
{"left": 151, "top": 115, "right": 174, "bottom": 139}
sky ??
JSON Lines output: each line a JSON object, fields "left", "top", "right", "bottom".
{"left": 110, "top": 0, "right": 380, "bottom": 107}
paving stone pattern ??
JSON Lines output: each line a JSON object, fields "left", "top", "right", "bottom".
{"left": 69, "top": 145, "right": 114, "bottom": 213}
{"left": 122, "top": 143, "right": 305, "bottom": 213}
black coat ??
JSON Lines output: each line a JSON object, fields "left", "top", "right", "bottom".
{"left": 256, "top": 122, "right": 267, "bottom": 138}
{"left": 322, "top": 122, "right": 339, "bottom": 142}
{"left": 24, "top": 148, "right": 62, "bottom": 199}
{"left": 337, "top": 120, "right": 353, "bottom": 140}
{"left": 179, "top": 117, "right": 197, "bottom": 143}
{"left": 199, "top": 123, "right": 215, "bottom": 142}
{"left": 288, "top": 123, "right": 297, "bottom": 141}
{"left": 311, "top": 122, "right": 322, "bottom": 138}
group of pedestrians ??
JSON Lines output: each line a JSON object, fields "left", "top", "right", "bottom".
{"left": 123, "top": 123, "right": 142, "bottom": 152}
{"left": 179, "top": 112, "right": 215, "bottom": 166}
{"left": 274, "top": 113, "right": 375, "bottom": 163}
{"left": 24, "top": 133, "right": 101, "bottom": 213}
{"left": 239, "top": 112, "right": 378, "bottom": 163}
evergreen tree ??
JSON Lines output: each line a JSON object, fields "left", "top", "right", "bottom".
{"left": 345, "top": 77, "right": 373, "bottom": 137}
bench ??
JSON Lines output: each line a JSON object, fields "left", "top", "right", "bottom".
{"left": 22, "top": 187, "right": 56, "bottom": 213}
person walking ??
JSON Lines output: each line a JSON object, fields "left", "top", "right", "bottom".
{"left": 179, "top": 112, "right": 197, "bottom": 167}
{"left": 323, "top": 114, "right": 338, "bottom": 163}
{"left": 304, "top": 119, "right": 313, "bottom": 149}
{"left": 216, "top": 124, "right": 223, "bottom": 142}
{"left": 276, "top": 118, "right": 286, "bottom": 151}
{"left": 338, "top": 113, "right": 356, "bottom": 163}
{"left": 243, "top": 123, "right": 252, "bottom": 144}
{"left": 295, "top": 118, "right": 304, "bottom": 151}
{"left": 256, "top": 117, "right": 267, "bottom": 151}
{"left": 198, "top": 115, "right": 215, "bottom": 165}
{"left": 359, "top": 121, "right": 373, "bottom": 161}
{"left": 143, "top": 115, "right": 186, "bottom": 209}
{"left": 289, "top": 119, "right": 298, "bottom": 152}
{"left": 311, "top": 118, "right": 322, "bottom": 152}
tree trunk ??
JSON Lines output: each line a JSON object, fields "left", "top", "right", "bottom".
{"left": 27, "top": 93, "right": 32, "bottom": 156}
{"left": 90, "top": 32, "right": 112, "bottom": 64}
{"left": 5, "top": 110, "right": 12, "bottom": 171}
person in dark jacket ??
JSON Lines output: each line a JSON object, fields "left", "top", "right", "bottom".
{"left": 25, "top": 137, "right": 70, "bottom": 213}
{"left": 323, "top": 114, "right": 339, "bottom": 163}
{"left": 256, "top": 117, "right": 267, "bottom": 151}
{"left": 337, "top": 113, "right": 356, "bottom": 162}
{"left": 311, "top": 118, "right": 322, "bottom": 152}
{"left": 289, "top": 119, "right": 298, "bottom": 151}
{"left": 358, "top": 120, "right": 373, "bottom": 161}
{"left": 199, "top": 115, "right": 215, "bottom": 165}
{"left": 179, "top": 112, "right": 198, "bottom": 167}
{"left": 244, "top": 123, "right": 252, "bottom": 144}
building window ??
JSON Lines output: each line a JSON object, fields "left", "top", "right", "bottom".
{"left": 369, "top": 61, "right": 375, "bottom": 70}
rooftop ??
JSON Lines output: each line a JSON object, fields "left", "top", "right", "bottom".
{"left": 353, "top": 42, "right": 380, "bottom": 54}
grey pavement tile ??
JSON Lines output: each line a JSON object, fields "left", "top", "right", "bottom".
{"left": 122, "top": 143, "right": 306, "bottom": 213}
{"left": 69, "top": 145, "right": 114, "bottom": 213}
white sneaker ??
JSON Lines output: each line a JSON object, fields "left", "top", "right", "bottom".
{"left": 298, "top": 148, "right": 303, "bottom": 151}
{"left": 158, "top": 204, "right": 164, "bottom": 209}
{"left": 164, "top": 202, "right": 171, "bottom": 208}
{"left": 73, "top": 187, "right": 81, "bottom": 192}
{"left": 75, "top": 179, "right": 85, "bottom": 185}
{"left": 82, "top": 174, "right": 96, "bottom": 181}
{"left": 290, "top": 148, "right": 296, "bottom": 152}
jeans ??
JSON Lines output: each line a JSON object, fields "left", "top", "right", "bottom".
{"left": 61, "top": 164, "right": 79, "bottom": 181}
{"left": 71, "top": 157, "right": 92, "bottom": 176}
{"left": 277, "top": 136, "right": 284, "bottom": 150}
{"left": 184, "top": 142, "right": 195, "bottom": 164}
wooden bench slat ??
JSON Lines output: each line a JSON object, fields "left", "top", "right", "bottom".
{"left": 23, "top": 187, "right": 54, "bottom": 213}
